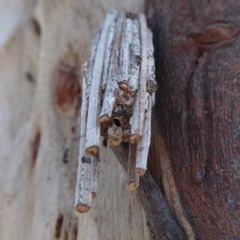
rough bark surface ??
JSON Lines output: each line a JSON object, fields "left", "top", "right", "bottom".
{"left": 146, "top": 0, "right": 240, "bottom": 239}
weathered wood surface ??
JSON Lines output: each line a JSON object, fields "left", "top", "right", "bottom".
{"left": 118, "top": 18, "right": 133, "bottom": 87}
{"left": 128, "top": 19, "right": 141, "bottom": 93}
{"left": 99, "top": 13, "right": 124, "bottom": 122}
{"left": 127, "top": 143, "right": 139, "bottom": 190}
{"left": 146, "top": 0, "right": 240, "bottom": 239}
{"left": 85, "top": 10, "right": 118, "bottom": 154}
{"left": 75, "top": 64, "right": 92, "bottom": 213}
{"left": 111, "top": 143, "right": 186, "bottom": 239}
{"left": 0, "top": 0, "right": 151, "bottom": 240}
{"left": 135, "top": 94, "right": 152, "bottom": 176}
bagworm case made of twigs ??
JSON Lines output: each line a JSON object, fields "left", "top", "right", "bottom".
{"left": 75, "top": 10, "right": 157, "bottom": 213}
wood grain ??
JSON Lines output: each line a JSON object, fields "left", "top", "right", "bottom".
{"left": 146, "top": 0, "right": 240, "bottom": 238}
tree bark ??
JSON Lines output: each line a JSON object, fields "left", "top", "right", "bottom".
{"left": 144, "top": 0, "right": 240, "bottom": 239}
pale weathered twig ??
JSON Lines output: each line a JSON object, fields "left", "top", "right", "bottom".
{"left": 138, "top": 13, "right": 148, "bottom": 132}
{"left": 118, "top": 18, "right": 133, "bottom": 91}
{"left": 128, "top": 19, "right": 141, "bottom": 94}
{"left": 146, "top": 30, "right": 158, "bottom": 94}
{"left": 99, "top": 13, "right": 125, "bottom": 123}
{"left": 129, "top": 13, "right": 148, "bottom": 143}
{"left": 91, "top": 155, "right": 100, "bottom": 198}
{"left": 101, "top": 21, "right": 116, "bottom": 90}
{"left": 75, "top": 63, "right": 92, "bottom": 213}
{"left": 127, "top": 143, "right": 139, "bottom": 190}
{"left": 135, "top": 94, "right": 152, "bottom": 176}
{"left": 75, "top": 30, "right": 103, "bottom": 211}
{"left": 86, "top": 10, "right": 118, "bottom": 155}
{"left": 77, "top": 155, "right": 92, "bottom": 213}
{"left": 151, "top": 92, "right": 155, "bottom": 107}
{"left": 130, "top": 88, "right": 141, "bottom": 144}
{"left": 86, "top": 30, "right": 101, "bottom": 90}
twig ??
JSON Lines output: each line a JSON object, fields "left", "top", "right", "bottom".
{"left": 86, "top": 30, "right": 101, "bottom": 90}
{"left": 99, "top": 13, "right": 125, "bottom": 123}
{"left": 118, "top": 18, "right": 133, "bottom": 91}
{"left": 138, "top": 13, "right": 148, "bottom": 132}
{"left": 77, "top": 155, "right": 92, "bottom": 213}
{"left": 135, "top": 94, "right": 152, "bottom": 176}
{"left": 81, "top": 30, "right": 101, "bottom": 157}
{"left": 130, "top": 13, "right": 148, "bottom": 143}
{"left": 151, "top": 92, "right": 155, "bottom": 107}
{"left": 130, "top": 89, "right": 141, "bottom": 144}
{"left": 146, "top": 30, "right": 158, "bottom": 94}
{"left": 128, "top": 19, "right": 141, "bottom": 94}
{"left": 86, "top": 10, "right": 118, "bottom": 155}
{"left": 75, "top": 64, "right": 92, "bottom": 213}
{"left": 127, "top": 143, "right": 139, "bottom": 190}
{"left": 91, "top": 155, "right": 100, "bottom": 198}
{"left": 101, "top": 21, "right": 116, "bottom": 90}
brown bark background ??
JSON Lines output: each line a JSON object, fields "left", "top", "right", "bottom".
{"left": 146, "top": 0, "right": 240, "bottom": 239}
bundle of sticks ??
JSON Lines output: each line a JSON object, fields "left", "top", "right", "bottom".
{"left": 75, "top": 10, "right": 157, "bottom": 213}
